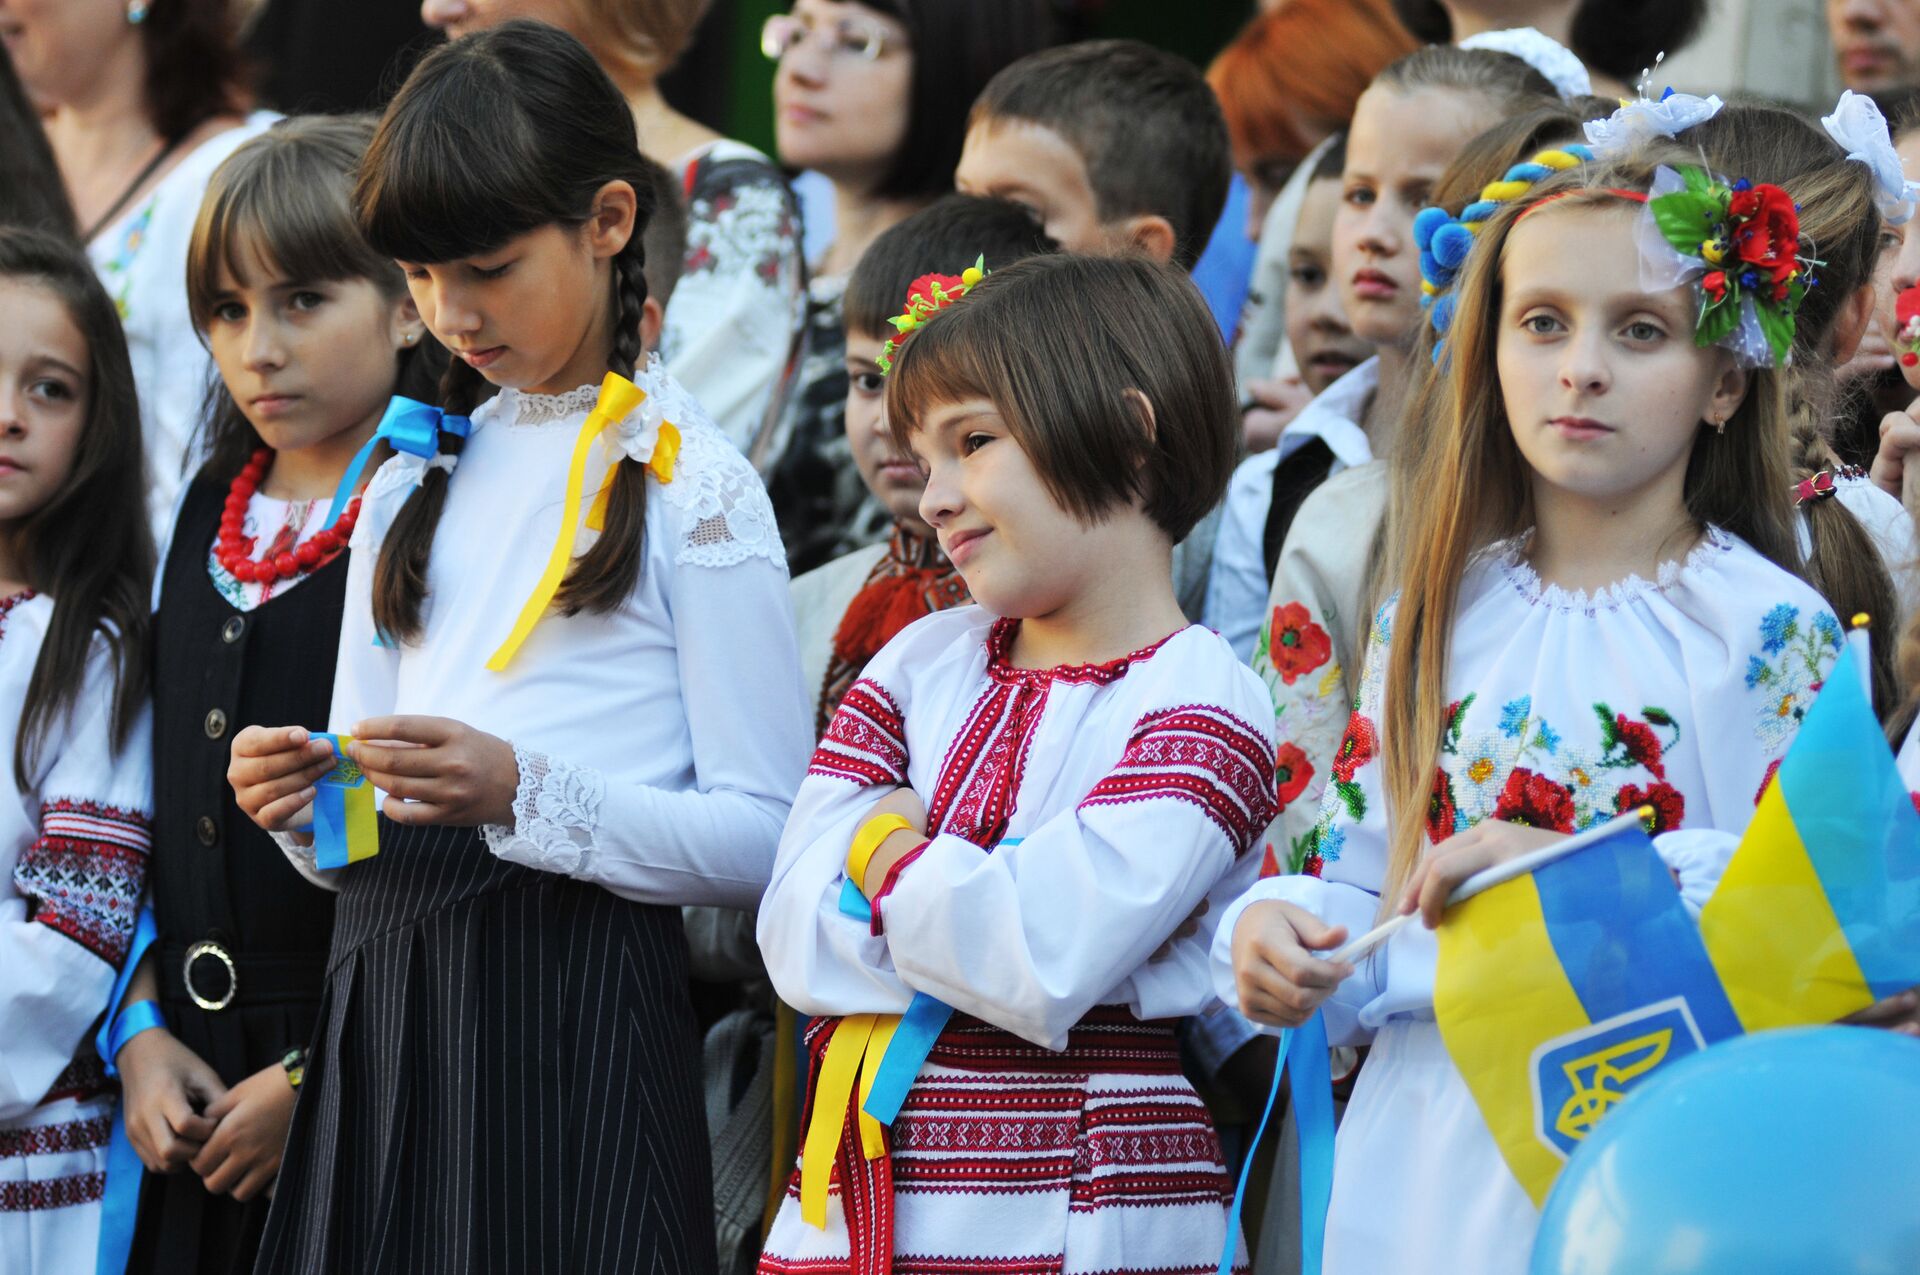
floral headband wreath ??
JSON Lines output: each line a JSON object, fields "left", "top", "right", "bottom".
{"left": 874, "top": 256, "right": 987, "bottom": 375}
{"left": 1414, "top": 144, "right": 1594, "bottom": 359}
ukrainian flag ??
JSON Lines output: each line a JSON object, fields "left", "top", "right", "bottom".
{"left": 1434, "top": 642, "right": 1920, "bottom": 1205}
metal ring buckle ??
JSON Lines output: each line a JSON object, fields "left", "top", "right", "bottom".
{"left": 182, "top": 940, "right": 237, "bottom": 1012}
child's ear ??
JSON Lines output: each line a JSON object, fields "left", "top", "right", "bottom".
{"left": 1829, "top": 280, "right": 1878, "bottom": 365}
{"left": 640, "top": 296, "right": 664, "bottom": 354}
{"left": 389, "top": 293, "right": 425, "bottom": 350}
{"left": 586, "top": 179, "right": 640, "bottom": 261}
{"left": 1707, "top": 358, "right": 1750, "bottom": 428}
{"left": 1123, "top": 387, "right": 1158, "bottom": 454}
{"left": 1115, "top": 214, "right": 1178, "bottom": 265}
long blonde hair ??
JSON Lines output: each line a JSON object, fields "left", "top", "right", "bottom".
{"left": 1377, "top": 154, "right": 1804, "bottom": 904}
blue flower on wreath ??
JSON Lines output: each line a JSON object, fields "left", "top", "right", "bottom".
{"left": 1760, "top": 603, "right": 1799, "bottom": 654}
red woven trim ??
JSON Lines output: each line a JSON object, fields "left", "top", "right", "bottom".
{"left": 984, "top": 617, "right": 1186, "bottom": 687}
{"left": 868, "top": 840, "right": 929, "bottom": 935}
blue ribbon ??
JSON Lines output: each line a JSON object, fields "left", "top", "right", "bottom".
{"left": 324, "top": 396, "right": 472, "bottom": 525}
{"left": 94, "top": 909, "right": 158, "bottom": 1275}
{"left": 863, "top": 993, "right": 953, "bottom": 1125}
{"left": 1217, "top": 1010, "right": 1334, "bottom": 1275}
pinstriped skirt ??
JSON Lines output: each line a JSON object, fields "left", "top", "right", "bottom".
{"left": 252, "top": 819, "right": 715, "bottom": 1274}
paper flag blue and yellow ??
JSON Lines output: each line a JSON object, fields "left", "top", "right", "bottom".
{"left": 312, "top": 732, "right": 379, "bottom": 870}
{"left": 1434, "top": 642, "right": 1920, "bottom": 1205}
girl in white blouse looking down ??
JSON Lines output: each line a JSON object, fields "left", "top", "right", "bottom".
{"left": 1220, "top": 152, "right": 1853, "bottom": 1275}
{"left": 223, "top": 24, "right": 810, "bottom": 1272}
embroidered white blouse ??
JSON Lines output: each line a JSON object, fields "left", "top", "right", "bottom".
{"left": 0, "top": 593, "right": 152, "bottom": 1121}
{"left": 759, "top": 606, "right": 1279, "bottom": 1051}
{"left": 1203, "top": 358, "right": 1378, "bottom": 661}
{"left": 1211, "top": 529, "right": 1841, "bottom": 1275}
{"left": 276, "top": 361, "right": 813, "bottom": 909}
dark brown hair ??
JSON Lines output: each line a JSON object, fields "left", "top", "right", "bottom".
{"left": 845, "top": 193, "right": 1058, "bottom": 338}
{"left": 635, "top": 153, "right": 688, "bottom": 307}
{"left": 884, "top": 253, "right": 1235, "bottom": 543}
{"left": 1390, "top": 0, "right": 1709, "bottom": 83}
{"left": 0, "top": 47, "right": 74, "bottom": 239}
{"left": 186, "top": 115, "right": 424, "bottom": 483}
{"left": 0, "top": 229, "right": 153, "bottom": 789}
{"left": 857, "top": 0, "right": 1064, "bottom": 201}
{"left": 140, "top": 0, "right": 249, "bottom": 143}
{"left": 354, "top": 20, "right": 657, "bottom": 643}
{"left": 971, "top": 39, "right": 1232, "bottom": 271}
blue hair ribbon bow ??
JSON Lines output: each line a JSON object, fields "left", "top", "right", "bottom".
{"left": 324, "top": 396, "right": 472, "bottom": 526}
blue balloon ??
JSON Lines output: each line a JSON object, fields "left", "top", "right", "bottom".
{"left": 1531, "top": 1027, "right": 1920, "bottom": 1275}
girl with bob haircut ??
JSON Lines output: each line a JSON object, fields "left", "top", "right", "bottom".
{"left": 225, "top": 22, "right": 811, "bottom": 1271}
{"left": 107, "top": 114, "right": 433, "bottom": 1275}
{"left": 0, "top": 226, "right": 154, "bottom": 1273}
{"left": 1220, "top": 150, "right": 1851, "bottom": 1273}
{"left": 757, "top": 253, "right": 1278, "bottom": 1273}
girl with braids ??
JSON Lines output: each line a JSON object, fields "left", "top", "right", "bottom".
{"left": 0, "top": 227, "right": 153, "bottom": 1273}
{"left": 224, "top": 22, "right": 812, "bottom": 1271}
{"left": 1220, "top": 149, "right": 1848, "bottom": 1274}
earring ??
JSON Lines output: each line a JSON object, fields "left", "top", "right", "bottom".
{"left": 127, "top": 0, "right": 150, "bottom": 24}
{"left": 1705, "top": 414, "right": 1725, "bottom": 434}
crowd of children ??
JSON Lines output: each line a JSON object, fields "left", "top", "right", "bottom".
{"left": 2, "top": 8, "right": 1918, "bottom": 1275}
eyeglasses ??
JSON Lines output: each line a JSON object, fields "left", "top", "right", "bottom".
{"left": 761, "top": 13, "right": 894, "bottom": 64}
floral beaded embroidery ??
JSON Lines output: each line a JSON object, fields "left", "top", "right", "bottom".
{"left": 1745, "top": 605, "right": 1841, "bottom": 753}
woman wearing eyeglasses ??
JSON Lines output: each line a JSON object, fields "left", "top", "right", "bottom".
{"left": 420, "top": 0, "right": 807, "bottom": 463}
{"left": 758, "top": 0, "right": 1063, "bottom": 577}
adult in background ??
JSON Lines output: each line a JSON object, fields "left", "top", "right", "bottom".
{"left": 421, "top": 0, "right": 807, "bottom": 459}
{"left": 10, "top": 0, "right": 273, "bottom": 533}
{"left": 1391, "top": 0, "right": 1708, "bottom": 96}
{"left": 759, "top": 0, "right": 1062, "bottom": 576}
{"left": 1210, "top": 0, "right": 1415, "bottom": 444}
{"left": 1831, "top": 0, "right": 1920, "bottom": 95}
{"left": 0, "top": 45, "right": 73, "bottom": 237}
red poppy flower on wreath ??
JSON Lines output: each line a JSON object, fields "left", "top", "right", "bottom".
{"left": 1613, "top": 713, "right": 1666, "bottom": 779}
{"left": 1273, "top": 742, "right": 1314, "bottom": 810}
{"left": 1492, "top": 766, "right": 1577, "bottom": 833}
{"left": 1268, "top": 601, "right": 1333, "bottom": 685}
{"left": 1727, "top": 183, "right": 1798, "bottom": 277}
{"left": 1426, "top": 767, "right": 1460, "bottom": 845}
{"left": 1617, "top": 782, "right": 1686, "bottom": 834}
{"left": 1331, "top": 713, "right": 1378, "bottom": 783}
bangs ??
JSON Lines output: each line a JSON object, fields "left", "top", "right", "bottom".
{"left": 882, "top": 301, "right": 1015, "bottom": 454}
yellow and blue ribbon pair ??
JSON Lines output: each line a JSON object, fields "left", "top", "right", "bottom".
{"left": 324, "top": 396, "right": 472, "bottom": 526}
{"left": 485, "top": 372, "right": 680, "bottom": 671}
{"left": 312, "top": 732, "right": 380, "bottom": 870}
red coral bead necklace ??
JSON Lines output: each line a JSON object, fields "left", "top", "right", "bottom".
{"left": 215, "top": 448, "right": 359, "bottom": 584}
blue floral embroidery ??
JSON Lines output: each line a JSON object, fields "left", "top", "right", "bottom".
{"left": 1500, "top": 696, "right": 1533, "bottom": 738}
{"left": 1760, "top": 603, "right": 1799, "bottom": 654}
{"left": 1747, "top": 603, "right": 1842, "bottom": 753}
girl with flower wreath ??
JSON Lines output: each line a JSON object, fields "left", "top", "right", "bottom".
{"left": 1218, "top": 147, "right": 1854, "bottom": 1275}
{"left": 757, "top": 253, "right": 1278, "bottom": 1273}
{"left": 221, "top": 24, "right": 812, "bottom": 1271}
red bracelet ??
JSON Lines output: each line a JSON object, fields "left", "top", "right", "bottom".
{"left": 869, "top": 840, "right": 930, "bottom": 936}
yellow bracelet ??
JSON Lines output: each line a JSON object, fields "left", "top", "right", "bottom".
{"left": 847, "top": 813, "right": 915, "bottom": 896}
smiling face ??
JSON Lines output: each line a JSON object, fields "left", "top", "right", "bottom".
{"left": 1829, "top": 0, "right": 1920, "bottom": 92}
{"left": 1286, "top": 176, "right": 1373, "bottom": 394}
{"left": 1335, "top": 83, "right": 1497, "bottom": 347}
{"left": 1496, "top": 202, "right": 1748, "bottom": 510}
{"left": 0, "top": 0, "right": 137, "bottom": 107}
{"left": 205, "top": 236, "right": 420, "bottom": 454}
{"left": 844, "top": 328, "right": 930, "bottom": 532}
{"left": 908, "top": 395, "right": 1120, "bottom": 619}
{"left": 771, "top": 0, "right": 912, "bottom": 187}
{"left": 0, "top": 278, "right": 89, "bottom": 531}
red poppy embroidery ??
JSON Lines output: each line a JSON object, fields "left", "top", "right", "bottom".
{"left": 1331, "top": 713, "right": 1377, "bottom": 784}
{"left": 1268, "top": 602, "right": 1333, "bottom": 685}
{"left": 1427, "top": 768, "right": 1460, "bottom": 845}
{"left": 1617, "top": 782, "right": 1686, "bottom": 834}
{"left": 1274, "top": 742, "right": 1314, "bottom": 810}
{"left": 1493, "top": 767, "right": 1577, "bottom": 833}
{"left": 1612, "top": 714, "right": 1666, "bottom": 780}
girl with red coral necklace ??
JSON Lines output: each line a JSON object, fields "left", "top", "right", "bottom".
{"left": 1219, "top": 149, "right": 1856, "bottom": 1275}
{"left": 108, "top": 117, "right": 432, "bottom": 1275}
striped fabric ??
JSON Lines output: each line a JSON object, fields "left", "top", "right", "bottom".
{"left": 759, "top": 1008, "right": 1248, "bottom": 1275}
{"left": 254, "top": 819, "right": 714, "bottom": 1274}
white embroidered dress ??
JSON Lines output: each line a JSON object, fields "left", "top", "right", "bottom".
{"left": 1212, "top": 529, "right": 1842, "bottom": 1275}
{"left": 758, "top": 607, "right": 1278, "bottom": 1274}
{"left": 277, "top": 360, "right": 813, "bottom": 908}
{"left": 0, "top": 593, "right": 152, "bottom": 1268}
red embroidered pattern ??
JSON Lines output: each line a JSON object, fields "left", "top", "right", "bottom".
{"left": 15, "top": 798, "right": 151, "bottom": 966}
{"left": 809, "top": 680, "right": 909, "bottom": 787}
{"left": 1079, "top": 706, "right": 1277, "bottom": 858}
{"left": 0, "top": 1172, "right": 105, "bottom": 1212}
{"left": 925, "top": 679, "right": 1050, "bottom": 848}
{"left": 42, "top": 1052, "right": 108, "bottom": 1106}
{"left": 983, "top": 617, "right": 1182, "bottom": 688}
{"left": 0, "top": 1114, "right": 111, "bottom": 1160}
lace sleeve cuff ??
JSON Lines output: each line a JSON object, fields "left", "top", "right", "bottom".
{"left": 270, "top": 830, "right": 339, "bottom": 893}
{"left": 480, "top": 744, "right": 608, "bottom": 879}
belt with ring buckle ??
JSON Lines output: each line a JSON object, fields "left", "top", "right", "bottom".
{"left": 182, "top": 940, "right": 238, "bottom": 1011}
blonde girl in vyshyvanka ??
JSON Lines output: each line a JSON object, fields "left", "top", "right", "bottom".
{"left": 0, "top": 228, "right": 154, "bottom": 1274}
{"left": 1218, "top": 149, "right": 1852, "bottom": 1274}
{"left": 223, "top": 22, "right": 811, "bottom": 1272}
{"left": 756, "top": 253, "right": 1279, "bottom": 1273}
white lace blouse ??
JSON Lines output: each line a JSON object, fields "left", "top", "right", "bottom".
{"left": 277, "top": 361, "right": 813, "bottom": 909}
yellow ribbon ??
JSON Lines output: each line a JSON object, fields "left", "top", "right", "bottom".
{"left": 800, "top": 1013, "right": 899, "bottom": 1226}
{"left": 847, "top": 813, "right": 913, "bottom": 896}
{"left": 486, "top": 372, "right": 679, "bottom": 670}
